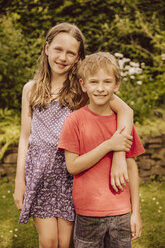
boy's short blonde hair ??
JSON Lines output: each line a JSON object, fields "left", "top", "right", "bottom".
{"left": 77, "top": 52, "right": 121, "bottom": 83}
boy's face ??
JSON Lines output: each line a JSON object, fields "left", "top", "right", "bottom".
{"left": 80, "top": 68, "right": 120, "bottom": 112}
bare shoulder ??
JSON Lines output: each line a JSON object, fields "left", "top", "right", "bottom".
{"left": 23, "top": 80, "right": 35, "bottom": 93}
{"left": 22, "top": 80, "right": 35, "bottom": 99}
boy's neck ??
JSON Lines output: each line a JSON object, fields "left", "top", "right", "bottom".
{"left": 88, "top": 103, "right": 113, "bottom": 116}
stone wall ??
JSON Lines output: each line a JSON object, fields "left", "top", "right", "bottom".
{"left": 137, "top": 134, "right": 165, "bottom": 181}
{"left": 0, "top": 135, "right": 165, "bottom": 182}
{"left": 0, "top": 146, "right": 18, "bottom": 181}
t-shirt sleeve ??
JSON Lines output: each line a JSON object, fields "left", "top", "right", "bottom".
{"left": 126, "top": 125, "right": 145, "bottom": 158}
{"left": 57, "top": 113, "right": 80, "bottom": 154}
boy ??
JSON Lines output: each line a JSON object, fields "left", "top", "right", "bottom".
{"left": 58, "top": 52, "right": 145, "bottom": 247}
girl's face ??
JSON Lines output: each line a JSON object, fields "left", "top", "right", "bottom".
{"left": 45, "top": 32, "right": 80, "bottom": 77}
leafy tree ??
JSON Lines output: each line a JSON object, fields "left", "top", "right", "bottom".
{"left": 0, "top": 13, "right": 43, "bottom": 109}
{"left": 112, "top": 4, "right": 165, "bottom": 121}
{"left": 0, "top": 0, "right": 164, "bottom": 122}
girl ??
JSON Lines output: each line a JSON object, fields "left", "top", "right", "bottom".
{"left": 14, "top": 22, "right": 133, "bottom": 248}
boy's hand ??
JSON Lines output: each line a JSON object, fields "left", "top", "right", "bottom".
{"left": 130, "top": 212, "right": 142, "bottom": 240}
{"left": 111, "top": 153, "right": 128, "bottom": 192}
{"left": 109, "top": 127, "right": 133, "bottom": 152}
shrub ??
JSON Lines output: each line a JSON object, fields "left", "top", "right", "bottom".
{"left": 0, "top": 108, "right": 20, "bottom": 162}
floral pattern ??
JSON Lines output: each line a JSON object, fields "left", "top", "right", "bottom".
{"left": 19, "top": 101, "right": 74, "bottom": 224}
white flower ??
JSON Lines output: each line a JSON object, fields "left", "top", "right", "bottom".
{"left": 14, "top": 228, "right": 18, "bottom": 232}
{"left": 152, "top": 197, "right": 156, "bottom": 200}
{"left": 123, "top": 58, "right": 131, "bottom": 63}
{"left": 130, "top": 75, "right": 135, "bottom": 79}
{"left": 9, "top": 230, "right": 13, "bottom": 233}
{"left": 129, "top": 68, "right": 136, "bottom": 75}
{"left": 137, "top": 81, "right": 142, "bottom": 85}
{"left": 141, "top": 198, "right": 144, "bottom": 202}
{"left": 114, "top": 52, "right": 123, "bottom": 58}
{"left": 141, "top": 62, "right": 145, "bottom": 68}
{"left": 158, "top": 210, "right": 161, "bottom": 213}
{"left": 156, "top": 201, "right": 159, "bottom": 205}
{"left": 2, "top": 195, "right": 6, "bottom": 198}
{"left": 121, "top": 71, "right": 129, "bottom": 77}
{"left": 14, "top": 234, "right": 18, "bottom": 238}
{"left": 118, "top": 60, "right": 125, "bottom": 69}
{"left": 123, "top": 77, "right": 128, "bottom": 81}
{"left": 125, "top": 65, "right": 131, "bottom": 71}
{"left": 161, "top": 54, "right": 165, "bottom": 60}
{"left": 135, "top": 68, "right": 142, "bottom": 74}
{"left": 128, "top": 67, "right": 142, "bottom": 75}
{"left": 8, "top": 190, "right": 11, "bottom": 193}
{"left": 130, "top": 62, "right": 140, "bottom": 67}
{"left": 119, "top": 58, "right": 131, "bottom": 69}
{"left": 159, "top": 206, "right": 162, "bottom": 209}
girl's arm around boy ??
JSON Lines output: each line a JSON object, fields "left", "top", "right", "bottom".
{"left": 127, "top": 158, "right": 142, "bottom": 240}
{"left": 110, "top": 94, "right": 133, "bottom": 192}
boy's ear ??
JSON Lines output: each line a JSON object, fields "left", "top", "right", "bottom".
{"left": 79, "top": 79, "right": 87, "bottom": 92}
{"left": 114, "top": 80, "right": 121, "bottom": 93}
{"left": 45, "top": 42, "right": 49, "bottom": 56}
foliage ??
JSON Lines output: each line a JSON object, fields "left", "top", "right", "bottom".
{"left": 0, "top": 180, "right": 165, "bottom": 247}
{"left": 112, "top": 5, "right": 165, "bottom": 122}
{"left": 135, "top": 108, "right": 165, "bottom": 137}
{"left": 0, "top": 13, "right": 44, "bottom": 110}
{"left": 116, "top": 51, "right": 165, "bottom": 122}
{"left": 0, "top": 108, "right": 20, "bottom": 162}
{"left": 0, "top": 0, "right": 164, "bottom": 123}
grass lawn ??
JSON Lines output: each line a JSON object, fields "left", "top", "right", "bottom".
{"left": 0, "top": 180, "right": 165, "bottom": 248}
{"left": 133, "top": 181, "right": 165, "bottom": 248}
{"left": 0, "top": 181, "right": 38, "bottom": 248}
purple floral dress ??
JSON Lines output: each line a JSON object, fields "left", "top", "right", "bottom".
{"left": 19, "top": 101, "right": 75, "bottom": 224}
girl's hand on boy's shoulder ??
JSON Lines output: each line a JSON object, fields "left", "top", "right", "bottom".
{"left": 130, "top": 212, "right": 142, "bottom": 240}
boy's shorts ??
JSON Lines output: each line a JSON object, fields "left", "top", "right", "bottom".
{"left": 74, "top": 213, "right": 131, "bottom": 248}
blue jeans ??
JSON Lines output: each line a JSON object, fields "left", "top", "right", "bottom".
{"left": 74, "top": 213, "right": 131, "bottom": 248}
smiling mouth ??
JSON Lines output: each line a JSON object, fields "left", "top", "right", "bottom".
{"left": 94, "top": 95, "right": 107, "bottom": 97}
{"left": 56, "top": 62, "right": 67, "bottom": 67}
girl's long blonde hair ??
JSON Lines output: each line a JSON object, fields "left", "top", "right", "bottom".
{"left": 30, "top": 22, "right": 88, "bottom": 110}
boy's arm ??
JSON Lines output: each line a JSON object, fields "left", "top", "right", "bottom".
{"left": 127, "top": 158, "right": 142, "bottom": 240}
{"left": 64, "top": 128, "right": 132, "bottom": 175}
{"left": 110, "top": 94, "right": 133, "bottom": 192}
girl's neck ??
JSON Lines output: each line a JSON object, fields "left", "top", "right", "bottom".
{"left": 51, "top": 73, "right": 67, "bottom": 95}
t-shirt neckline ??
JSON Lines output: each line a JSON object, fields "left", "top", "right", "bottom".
{"left": 85, "top": 105, "right": 116, "bottom": 119}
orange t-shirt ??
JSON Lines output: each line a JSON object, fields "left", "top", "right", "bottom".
{"left": 58, "top": 105, "right": 145, "bottom": 217}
